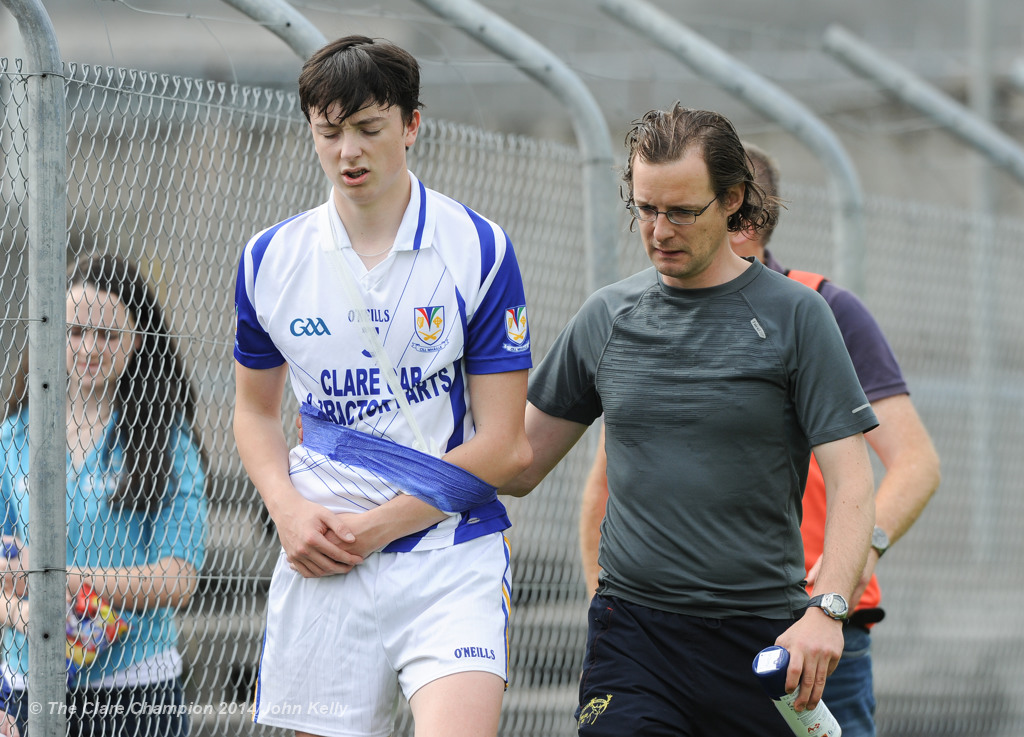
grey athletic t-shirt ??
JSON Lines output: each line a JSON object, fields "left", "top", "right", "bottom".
{"left": 528, "top": 259, "right": 878, "bottom": 618}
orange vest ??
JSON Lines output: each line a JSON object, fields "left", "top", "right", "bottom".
{"left": 786, "top": 269, "right": 881, "bottom": 612}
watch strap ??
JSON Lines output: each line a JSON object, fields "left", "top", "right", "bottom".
{"left": 806, "top": 593, "right": 848, "bottom": 621}
{"left": 871, "top": 525, "right": 890, "bottom": 557}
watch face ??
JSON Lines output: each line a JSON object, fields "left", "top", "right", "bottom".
{"left": 872, "top": 526, "right": 889, "bottom": 551}
{"left": 822, "top": 593, "right": 848, "bottom": 618}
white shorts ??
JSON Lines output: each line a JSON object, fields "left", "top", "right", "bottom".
{"left": 251, "top": 532, "right": 511, "bottom": 737}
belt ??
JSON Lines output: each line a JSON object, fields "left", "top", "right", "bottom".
{"left": 847, "top": 607, "right": 885, "bottom": 628}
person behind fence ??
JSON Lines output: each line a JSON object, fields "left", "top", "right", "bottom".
{"left": 499, "top": 104, "right": 879, "bottom": 736}
{"left": 0, "top": 254, "right": 208, "bottom": 736}
{"left": 578, "top": 141, "right": 942, "bottom": 737}
{"left": 232, "top": 35, "right": 532, "bottom": 737}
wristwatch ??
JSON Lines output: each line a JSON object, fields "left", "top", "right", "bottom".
{"left": 807, "top": 593, "right": 849, "bottom": 621}
{"left": 871, "top": 525, "right": 890, "bottom": 558}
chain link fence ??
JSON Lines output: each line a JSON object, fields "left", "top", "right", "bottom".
{"left": 2, "top": 56, "right": 1023, "bottom": 736}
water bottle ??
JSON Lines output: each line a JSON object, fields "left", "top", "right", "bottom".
{"left": 752, "top": 645, "right": 842, "bottom": 737}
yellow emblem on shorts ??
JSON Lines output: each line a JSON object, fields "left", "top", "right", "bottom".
{"left": 578, "top": 693, "right": 613, "bottom": 728}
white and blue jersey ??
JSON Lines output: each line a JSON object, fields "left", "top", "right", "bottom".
{"left": 234, "top": 171, "right": 532, "bottom": 552}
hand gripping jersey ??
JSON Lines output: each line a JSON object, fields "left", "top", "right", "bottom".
{"left": 234, "top": 171, "right": 532, "bottom": 552}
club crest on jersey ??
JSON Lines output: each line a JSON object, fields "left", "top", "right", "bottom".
{"left": 504, "top": 306, "right": 529, "bottom": 349}
{"left": 414, "top": 306, "right": 445, "bottom": 345}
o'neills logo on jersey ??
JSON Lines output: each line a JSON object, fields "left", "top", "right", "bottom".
{"left": 412, "top": 306, "right": 448, "bottom": 353}
{"left": 503, "top": 306, "right": 529, "bottom": 353}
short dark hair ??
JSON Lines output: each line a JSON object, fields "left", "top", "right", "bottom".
{"left": 741, "top": 141, "right": 782, "bottom": 246}
{"left": 622, "top": 103, "right": 778, "bottom": 235}
{"left": 298, "top": 35, "right": 423, "bottom": 125}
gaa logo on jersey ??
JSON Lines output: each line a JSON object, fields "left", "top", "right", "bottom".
{"left": 504, "top": 306, "right": 529, "bottom": 346}
{"left": 414, "top": 306, "right": 445, "bottom": 345}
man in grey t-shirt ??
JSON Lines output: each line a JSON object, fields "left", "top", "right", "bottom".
{"left": 501, "top": 105, "right": 878, "bottom": 736}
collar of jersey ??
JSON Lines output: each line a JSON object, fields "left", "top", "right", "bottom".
{"left": 325, "top": 170, "right": 435, "bottom": 255}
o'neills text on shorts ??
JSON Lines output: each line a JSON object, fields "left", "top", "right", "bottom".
{"left": 453, "top": 646, "right": 497, "bottom": 660}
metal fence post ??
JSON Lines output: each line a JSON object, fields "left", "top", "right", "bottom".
{"left": 0, "top": 1, "right": 67, "bottom": 735}
{"left": 1011, "top": 58, "right": 1024, "bottom": 92}
{"left": 823, "top": 24, "right": 1024, "bottom": 188}
{"left": 218, "top": 0, "right": 326, "bottom": 60}
{"left": 413, "top": 0, "right": 621, "bottom": 294}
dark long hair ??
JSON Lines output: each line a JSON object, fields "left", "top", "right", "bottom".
{"left": 6, "top": 255, "right": 202, "bottom": 514}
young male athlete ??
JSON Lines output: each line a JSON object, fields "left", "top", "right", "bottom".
{"left": 501, "top": 105, "right": 878, "bottom": 736}
{"left": 233, "top": 36, "right": 533, "bottom": 737}
{"left": 579, "top": 143, "right": 941, "bottom": 737}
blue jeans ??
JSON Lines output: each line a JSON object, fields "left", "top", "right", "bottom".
{"left": 822, "top": 625, "right": 876, "bottom": 737}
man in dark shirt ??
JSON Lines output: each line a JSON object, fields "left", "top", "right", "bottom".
{"left": 579, "top": 142, "right": 940, "bottom": 737}
{"left": 502, "top": 106, "right": 878, "bottom": 736}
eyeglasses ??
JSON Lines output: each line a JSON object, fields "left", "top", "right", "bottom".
{"left": 627, "top": 196, "right": 717, "bottom": 225}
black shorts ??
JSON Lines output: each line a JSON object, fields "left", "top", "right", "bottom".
{"left": 576, "top": 593, "right": 796, "bottom": 737}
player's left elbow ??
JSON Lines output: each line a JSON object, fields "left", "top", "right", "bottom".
{"left": 496, "top": 436, "right": 535, "bottom": 497}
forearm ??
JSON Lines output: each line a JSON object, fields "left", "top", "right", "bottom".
{"left": 579, "top": 428, "right": 608, "bottom": 595}
{"left": 441, "top": 429, "right": 532, "bottom": 489}
{"left": 869, "top": 400, "right": 941, "bottom": 545}
{"left": 443, "top": 369, "right": 532, "bottom": 488}
{"left": 234, "top": 403, "right": 301, "bottom": 524}
{"left": 234, "top": 362, "right": 304, "bottom": 523}
{"left": 874, "top": 453, "right": 940, "bottom": 545}
{"left": 499, "top": 404, "right": 588, "bottom": 497}
{"left": 776, "top": 434, "right": 871, "bottom": 711}
{"left": 813, "top": 435, "right": 875, "bottom": 597}
{"left": 579, "top": 486, "right": 605, "bottom": 595}
{"left": 347, "top": 377, "right": 532, "bottom": 548}
{"left": 343, "top": 495, "right": 450, "bottom": 553}
{"left": 68, "top": 557, "right": 198, "bottom": 611}
{"left": 816, "top": 504, "right": 873, "bottom": 598}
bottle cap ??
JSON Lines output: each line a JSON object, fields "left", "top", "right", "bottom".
{"left": 752, "top": 645, "right": 790, "bottom": 699}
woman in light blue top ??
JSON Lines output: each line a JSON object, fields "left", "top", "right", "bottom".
{"left": 0, "top": 255, "right": 207, "bottom": 737}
